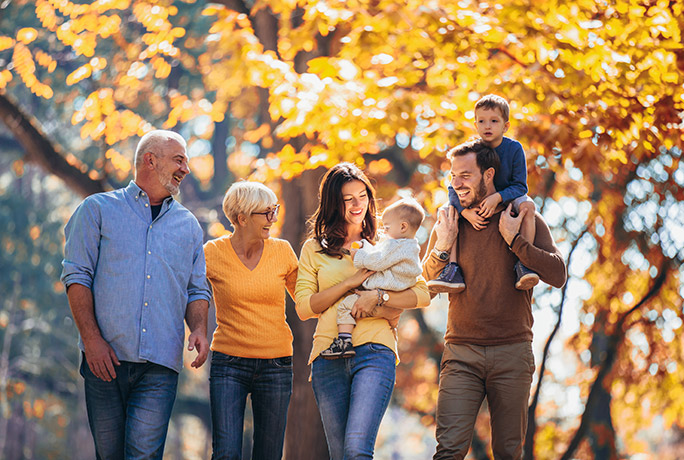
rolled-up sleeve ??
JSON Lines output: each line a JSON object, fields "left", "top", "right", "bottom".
{"left": 61, "top": 198, "right": 101, "bottom": 290}
{"left": 422, "top": 226, "right": 448, "bottom": 282}
{"left": 410, "top": 277, "right": 431, "bottom": 308}
{"left": 187, "top": 229, "right": 211, "bottom": 303}
{"left": 294, "top": 240, "right": 319, "bottom": 320}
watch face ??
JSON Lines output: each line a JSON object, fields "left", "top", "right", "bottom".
{"left": 439, "top": 252, "right": 449, "bottom": 261}
{"left": 382, "top": 293, "right": 390, "bottom": 301}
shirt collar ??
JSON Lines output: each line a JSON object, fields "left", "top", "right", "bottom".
{"left": 126, "top": 181, "right": 174, "bottom": 206}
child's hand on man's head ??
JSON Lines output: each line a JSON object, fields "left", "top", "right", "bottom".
{"left": 462, "top": 207, "right": 488, "bottom": 231}
{"left": 477, "top": 193, "right": 502, "bottom": 218}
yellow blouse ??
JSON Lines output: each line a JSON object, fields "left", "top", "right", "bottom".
{"left": 295, "top": 238, "right": 430, "bottom": 364}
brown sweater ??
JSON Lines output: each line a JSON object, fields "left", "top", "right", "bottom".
{"left": 423, "top": 210, "right": 566, "bottom": 346}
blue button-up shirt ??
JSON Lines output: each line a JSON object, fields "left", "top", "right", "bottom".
{"left": 61, "top": 181, "right": 211, "bottom": 372}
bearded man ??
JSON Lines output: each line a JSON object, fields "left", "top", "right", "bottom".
{"left": 61, "top": 130, "right": 211, "bottom": 459}
{"left": 423, "top": 139, "right": 567, "bottom": 459}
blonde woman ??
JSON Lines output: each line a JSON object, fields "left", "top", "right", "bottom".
{"left": 204, "top": 181, "right": 298, "bottom": 460}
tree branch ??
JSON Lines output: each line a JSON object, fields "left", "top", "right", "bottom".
{"left": 559, "top": 261, "right": 670, "bottom": 460}
{"left": 408, "top": 309, "right": 444, "bottom": 364}
{"left": 210, "top": 0, "right": 249, "bottom": 15}
{"left": 0, "top": 93, "right": 106, "bottom": 197}
{"left": 524, "top": 225, "right": 588, "bottom": 459}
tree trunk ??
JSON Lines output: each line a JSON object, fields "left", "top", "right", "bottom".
{"left": 524, "top": 227, "right": 588, "bottom": 460}
{"left": 210, "top": 107, "right": 232, "bottom": 197}
{"left": 0, "top": 277, "right": 20, "bottom": 458}
{"left": 560, "top": 264, "right": 669, "bottom": 460}
{"left": 281, "top": 168, "right": 330, "bottom": 459}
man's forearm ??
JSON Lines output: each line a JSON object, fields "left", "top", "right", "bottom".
{"left": 185, "top": 299, "right": 209, "bottom": 335}
{"left": 513, "top": 238, "right": 567, "bottom": 288}
{"left": 66, "top": 283, "right": 104, "bottom": 344}
{"left": 422, "top": 228, "right": 448, "bottom": 280}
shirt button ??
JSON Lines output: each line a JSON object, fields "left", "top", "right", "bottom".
{"left": 142, "top": 328, "right": 146, "bottom": 332}
{"left": 145, "top": 203, "right": 149, "bottom": 207}
{"left": 148, "top": 251, "right": 151, "bottom": 255}
{"left": 149, "top": 225, "right": 153, "bottom": 229}
{"left": 147, "top": 275, "right": 151, "bottom": 279}
{"left": 144, "top": 302, "right": 148, "bottom": 306}
{"left": 141, "top": 192, "right": 146, "bottom": 196}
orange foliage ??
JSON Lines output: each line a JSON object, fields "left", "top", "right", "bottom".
{"left": 1, "top": 1, "right": 682, "bottom": 457}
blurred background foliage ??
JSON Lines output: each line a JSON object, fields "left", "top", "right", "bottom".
{"left": 0, "top": 0, "right": 683, "bottom": 458}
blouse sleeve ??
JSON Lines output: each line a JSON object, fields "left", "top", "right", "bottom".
{"left": 203, "top": 240, "right": 215, "bottom": 281}
{"left": 283, "top": 241, "right": 299, "bottom": 302}
{"left": 294, "top": 239, "right": 320, "bottom": 320}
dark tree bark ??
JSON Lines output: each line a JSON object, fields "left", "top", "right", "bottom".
{"left": 524, "top": 226, "right": 588, "bottom": 460}
{"left": 214, "top": 0, "right": 338, "bottom": 455}
{"left": 470, "top": 432, "right": 491, "bottom": 460}
{"left": 281, "top": 168, "right": 330, "bottom": 459}
{"left": 560, "top": 263, "right": 669, "bottom": 460}
{"left": 210, "top": 106, "right": 232, "bottom": 197}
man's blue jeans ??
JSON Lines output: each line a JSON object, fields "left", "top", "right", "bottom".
{"left": 209, "top": 351, "right": 293, "bottom": 460}
{"left": 80, "top": 355, "right": 179, "bottom": 460}
{"left": 311, "top": 343, "right": 396, "bottom": 460}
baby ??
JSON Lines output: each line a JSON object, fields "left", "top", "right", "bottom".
{"left": 320, "top": 198, "right": 425, "bottom": 359}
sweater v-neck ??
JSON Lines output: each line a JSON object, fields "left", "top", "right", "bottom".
{"left": 229, "top": 237, "right": 266, "bottom": 272}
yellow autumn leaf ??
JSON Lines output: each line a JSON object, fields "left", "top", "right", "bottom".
{"left": 16, "top": 27, "right": 38, "bottom": 44}
{"left": 0, "top": 36, "right": 14, "bottom": 51}
{"left": 66, "top": 63, "right": 93, "bottom": 85}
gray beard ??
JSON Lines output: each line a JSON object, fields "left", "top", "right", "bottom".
{"left": 156, "top": 169, "right": 179, "bottom": 196}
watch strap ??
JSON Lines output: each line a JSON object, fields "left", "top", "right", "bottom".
{"left": 377, "top": 288, "right": 388, "bottom": 307}
{"left": 431, "top": 247, "right": 449, "bottom": 261}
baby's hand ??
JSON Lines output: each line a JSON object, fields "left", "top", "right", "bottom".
{"left": 461, "top": 207, "right": 488, "bottom": 231}
{"left": 346, "top": 269, "right": 375, "bottom": 289}
{"left": 350, "top": 241, "right": 363, "bottom": 258}
{"left": 478, "top": 193, "right": 501, "bottom": 218}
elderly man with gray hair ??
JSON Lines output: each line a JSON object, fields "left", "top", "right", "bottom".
{"left": 61, "top": 130, "right": 211, "bottom": 459}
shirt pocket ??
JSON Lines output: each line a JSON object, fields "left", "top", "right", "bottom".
{"left": 161, "top": 231, "right": 194, "bottom": 273}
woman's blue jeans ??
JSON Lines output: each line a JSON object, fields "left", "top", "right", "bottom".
{"left": 209, "top": 351, "right": 293, "bottom": 460}
{"left": 80, "top": 355, "right": 179, "bottom": 460}
{"left": 311, "top": 343, "right": 396, "bottom": 460}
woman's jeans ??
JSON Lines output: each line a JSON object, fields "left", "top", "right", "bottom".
{"left": 80, "top": 355, "right": 179, "bottom": 460}
{"left": 312, "top": 343, "right": 396, "bottom": 460}
{"left": 209, "top": 351, "right": 293, "bottom": 460}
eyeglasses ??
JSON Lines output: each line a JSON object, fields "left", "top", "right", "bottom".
{"left": 252, "top": 204, "right": 280, "bottom": 222}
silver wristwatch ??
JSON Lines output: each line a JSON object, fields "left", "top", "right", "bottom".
{"left": 431, "top": 247, "right": 449, "bottom": 261}
{"left": 377, "top": 288, "right": 390, "bottom": 306}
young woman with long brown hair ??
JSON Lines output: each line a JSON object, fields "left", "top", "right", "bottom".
{"left": 295, "top": 163, "right": 430, "bottom": 459}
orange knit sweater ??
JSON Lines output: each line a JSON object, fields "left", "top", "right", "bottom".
{"left": 204, "top": 236, "right": 298, "bottom": 358}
